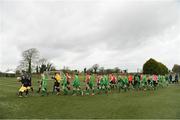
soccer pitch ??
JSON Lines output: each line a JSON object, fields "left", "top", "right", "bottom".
{"left": 0, "top": 77, "right": 180, "bottom": 119}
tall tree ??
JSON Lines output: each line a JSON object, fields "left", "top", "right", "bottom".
{"left": 114, "top": 67, "right": 120, "bottom": 73}
{"left": 92, "top": 64, "right": 99, "bottom": 74}
{"left": 38, "top": 58, "right": 47, "bottom": 66}
{"left": 21, "top": 48, "right": 39, "bottom": 74}
{"left": 38, "top": 58, "right": 48, "bottom": 73}
{"left": 38, "top": 58, "right": 54, "bottom": 73}
{"left": 172, "top": 64, "right": 180, "bottom": 73}
{"left": 84, "top": 68, "right": 87, "bottom": 73}
{"left": 99, "top": 67, "right": 104, "bottom": 74}
{"left": 47, "top": 63, "right": 53, "bottom": 71}
{"left": 143, "top": 58, "right": 168, "bottom": 75}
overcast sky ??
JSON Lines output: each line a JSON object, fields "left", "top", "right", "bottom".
{"left": 0, "top": 0, "right": 180, "bottom": 72}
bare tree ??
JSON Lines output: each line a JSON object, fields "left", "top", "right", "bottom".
{"left": 114, "top": 67, "right": 120, "bottom": 73}
{"left": 16, "top": 60, "right": 28, "bottom": 72}
{"left": 92, "top": 64, "right": 99, "bottom": 74}
{"left": 36, "top": 58, "right": 47, "bottom": 73}
{"left": 38, "top": 58, "right": 48, "bottom": 66}
{"left": 99, "top": 67, "right": 104, "bottom": 74}
{"left": 46, "top": 62, "right": 53, "bottom": 71}
{"left": 20, "top": 48, "right": 39, "bottom": 74}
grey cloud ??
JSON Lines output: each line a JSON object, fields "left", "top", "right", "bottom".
{"left": 98, "top": 1, "right": 180, "bottom": 50}
{"left": 1, "top": 0, "right": 180, "bottom": 71}
{"left": 5, "top": 1, "right": 179, "bottom": 50}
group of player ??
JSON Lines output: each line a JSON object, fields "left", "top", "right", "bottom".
{"left": 17, "top": 71, "right": 33, "bottom": 97}
{"left": 17, "top": 70, "right": 176, "bottom": 97}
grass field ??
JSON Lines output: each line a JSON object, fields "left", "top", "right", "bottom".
{"left": 0, "top": 76, "right": 180, "bottom": 119}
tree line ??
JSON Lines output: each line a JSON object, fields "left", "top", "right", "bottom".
{"left": 15, "top": 48, "right": 180, "bottom": 75}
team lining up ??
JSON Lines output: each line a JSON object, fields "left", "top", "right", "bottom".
{"left": 17, "top": 71, "right": 178, "bottom": 97}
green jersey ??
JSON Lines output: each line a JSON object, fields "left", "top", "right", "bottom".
{"left": 42, "top": 75, "right": 48, "bottom": 91}
{"left": 135, "top": 76, "right": 140, "bottom": 82}
{"left": 100, "top": 77, "right": 104, "bottom": 86}
{"left": 73, "top": 75, "right": 80, "bottom": 87}
{"left": 142, "top": 75, "right": 147, "bottom": 83}
{"left": 62, "top": 74, "right": 67, "bottom": 87}
{"left": 89, "top": 75, "right": 95, "bottom": 87}
{"left": 123, "top": 76, "right": 128, "bottom": 85}
{"left": 103, "top": 75, "right": 109, "bottom": 86}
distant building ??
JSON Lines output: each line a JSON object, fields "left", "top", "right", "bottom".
{"left": 4, "top": 70, "right": 16, "bottom": 77}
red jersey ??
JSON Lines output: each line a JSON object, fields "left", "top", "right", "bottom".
{"left": 128, "top": 75, "right": 133, "bottom": 82}
{"left": 111, "top": 76, "right": 116, "bottom": 82}
{"left": 86, "top": 75, "right": 90, "bottom": 83}
{"left": 153, "top": 75, "right": 158, "bottom": 82}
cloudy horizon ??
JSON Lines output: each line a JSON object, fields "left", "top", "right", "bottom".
{"left": 0, "top": 0, "right": 180, "bottom": 72}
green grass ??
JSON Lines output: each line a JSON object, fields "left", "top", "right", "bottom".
{"left": 0, "top": 77, "right": 180, "bottom": 119}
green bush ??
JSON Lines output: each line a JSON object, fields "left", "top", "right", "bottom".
{"left": 143, "top": 58, "right": 168, "bottom": 75}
